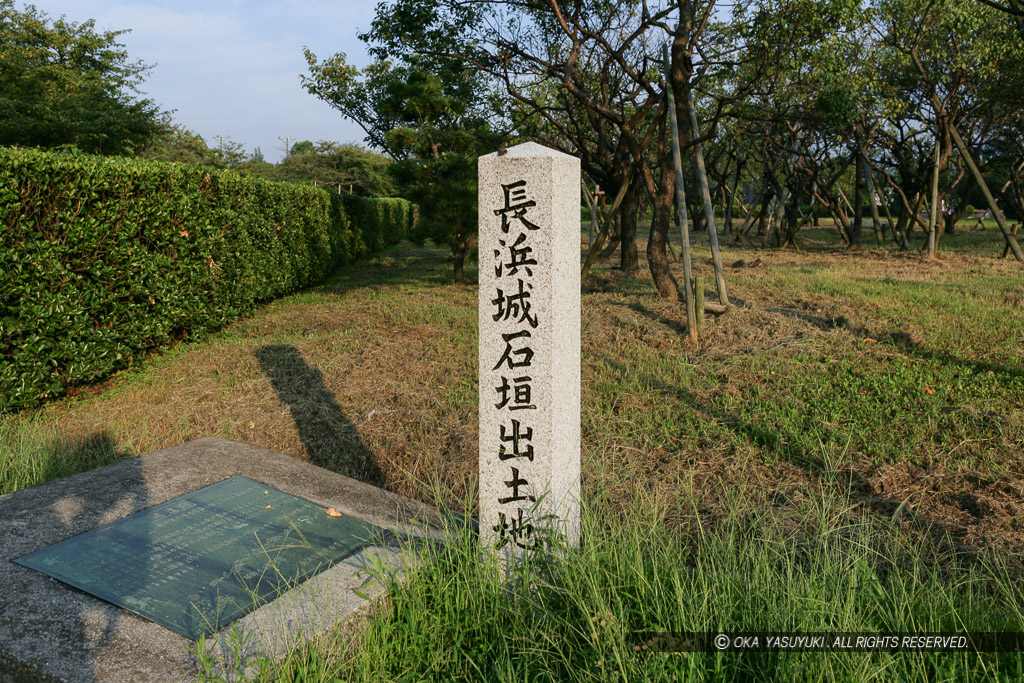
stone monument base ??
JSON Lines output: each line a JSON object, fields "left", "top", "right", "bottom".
{"left": 0, "top": 438, "right": 446, "bottom": 682}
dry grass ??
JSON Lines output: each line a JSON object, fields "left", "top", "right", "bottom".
{"left": 5, "top": 222, "right": 1023, "bottom": 560}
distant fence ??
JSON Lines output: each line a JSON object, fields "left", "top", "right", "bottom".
{"left": 0, "top": 147, "right": 412, "bottom": 412}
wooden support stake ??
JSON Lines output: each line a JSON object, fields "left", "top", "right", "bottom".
{"left": 685, "top": 85, "right": 729, "bottom": 306}
{"left": 936, "top": 95, "right": 1024, "bottom": 262}
{"left": 581, "top": 179, "right": 599, "bottom": 249}
{"left": 928, "top": 139, "right": 940, "bottom": 258}
{"left": 694, "top": 275, "right": 705, "bottom": 329}
{"left": 663, "top": 43, "right": 697, "bottom": 342}
{"left": 581, "top": 168, "right": 635, "bottom": 280}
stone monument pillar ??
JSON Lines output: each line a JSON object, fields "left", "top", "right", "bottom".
{"left": 478, "top": 142, "right": 581, "bottom": 555}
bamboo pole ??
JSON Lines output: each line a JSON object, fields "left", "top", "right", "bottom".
{"left": 664, "top": 43, "right": 697, "bottom": 342}
{"left": 928, "top": 139, "right": 939, "bottom": 257}
{"left": 685, "top": 84, "right": 729, "bottom": 306}
{"left": 1003, "top": 224, "right": 1020, "bottom": 259}
{"left": 581, "top": 178, "right": 597, "bottom": 249}
{"left": 947, "top": 121, "right": 1024, "bottom": 261}
{"left": 929, "top": 93, "right": 1023, "bottom": 261}
{"left": 694, "top": 275, "right": 705, "bottom": 328}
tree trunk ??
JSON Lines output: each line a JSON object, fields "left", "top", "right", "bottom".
{"left": 829, "top": 205, "right": 852, "bottom": 246}
{"left": 735, "top": 185, "right": 763, "bottom": 242}
{"left": 620, "top": 185, "right": 640, "bottom": 272}
{"left": 768, "top": 180, "right": 788, "bottom": 247}
{"left": 662, "top": 42, "right": 693, "bottom": 336}
{"left": 863, "top": 154, "right": 886, "bottom": 245}
{"left": 896, "top": 203, "right": 911, "bottom": 241}
{"left": 453, "top": 238, "right": 468, "bottom": 285}
{"left": 850, "top": 153, "right": 864, "bottom": 246}
{"left": 943, "top": 206, "right": 965, "bottom": 236}
{"left": 908, "top": 191, "right": 926, "bottom": 239}
{"left": 757, "top": 191, "right": 772, "bottom": 236}
{"left": 870, "top": 164, "right": 910, "bottom": 250}
{"left": 815, "top": 188, "right": 850, "bottom": 246}
{"left": 581, "top": 166, "right": 636, "bottom": 279}
{"left": 648, "top": 156, "right": 681, "bottom": 300}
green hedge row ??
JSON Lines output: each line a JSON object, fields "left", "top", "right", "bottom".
{"left": 0, "top": 147, "right": 412, "bottom": 412}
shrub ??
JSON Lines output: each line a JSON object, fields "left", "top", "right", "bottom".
{"left": 0, "top": 147, "right": 410, "bottom": 411}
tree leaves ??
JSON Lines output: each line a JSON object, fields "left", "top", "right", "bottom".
{"left": 0, "top": 0, "right": 161, "bottom": 155}
{"left": 0, "top": 147, "right": 412, "bottom": 412}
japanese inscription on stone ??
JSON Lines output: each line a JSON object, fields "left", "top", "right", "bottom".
{"left": 478, "top": 142, "right": 581, "bottom": 557}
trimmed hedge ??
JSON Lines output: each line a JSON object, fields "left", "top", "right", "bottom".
{"left": 0, "top": 147, "right": 411, "bottom": 412}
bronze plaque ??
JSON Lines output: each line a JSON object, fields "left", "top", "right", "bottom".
{"left": 15, "top": 476, "right": 388, "bottom": 639}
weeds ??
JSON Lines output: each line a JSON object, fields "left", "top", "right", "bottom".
{"left": 2, "top": 223, "right": 1022, "bottom": 681}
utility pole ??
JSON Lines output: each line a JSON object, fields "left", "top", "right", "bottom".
{"left": 278, "top": 136, "right": 296, "bottom": 158}
{"left": 213, "top": 135, "right": 228, "bottom": 152}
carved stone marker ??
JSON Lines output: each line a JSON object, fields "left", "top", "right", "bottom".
{"left": 478, "top": 142, "right": 581, "bottom": 555}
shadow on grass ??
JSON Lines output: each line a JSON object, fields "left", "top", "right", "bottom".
{"left": 620, "top": 301, "right": 689, "bottom": 336}
{"left": 316, "top": 243, "right": 478, "bottom": 297}
{"left": 881, "top": 331, "right": 1024, "bottom": 381}
{"left": 254, "top": 345, "right": 385, "bottom": 487}
{"left": 618, "top": 297, "right": 1020, "bottom": 387}
{"left": 614, "top": 300, "right": 844, "bottom": 342}
{"left": 766, "top": 307, "right": 848, "bottom": 332}
{"left": 593, "top": 354, "right": 996, "bottom": 560}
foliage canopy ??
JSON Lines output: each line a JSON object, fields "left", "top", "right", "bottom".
{"left": 0, "top": 1, "right": 161, "bottom": 155}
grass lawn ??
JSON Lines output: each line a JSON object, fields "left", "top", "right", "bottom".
{"left": 2, "top": 220, "right": 1023, "bottom": 681}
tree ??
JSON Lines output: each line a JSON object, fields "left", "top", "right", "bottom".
{"left": 364, "top": 0, "right": 862, "bottom": 296}
{"left": 382, "top": 65, "right": 499, "bottom": 284}
{"left": 304, "top": 40, "right": 501, "bottom": 283}
{"left": 290, "top": 139, "right": 315, "bottom": 156}
{"left": 0, "top": 1, "right": 161, "bottom": 155}
{"left": 234, "top": 141, "right": 398, "bottom": 197}
{"left": 974, "top": 0, "right": 1024, "bottom": 22}
{"left": 140, "top": 122, "right": 250, "bottom": 168}
{"left": 139, "top": 123, "right": 222, "bottom": 166}
{"left": 301, "top": 53, "right": 415, "bottom": 160}
{"left": 362, "top": 0, "right": 687, "bottom": 296}
{"left": 138, "top": 120, "right": 256, "bottom": 167}
{"left": 873, "top": 0, "right": 1024, "bottom": 259}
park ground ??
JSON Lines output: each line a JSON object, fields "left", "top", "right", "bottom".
{"left": 2, "top": 220, "right": 1023, "bottom": 680}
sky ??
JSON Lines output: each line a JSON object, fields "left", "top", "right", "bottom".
{"left": 26, "top": 0, "right": 378, "bottom": 162}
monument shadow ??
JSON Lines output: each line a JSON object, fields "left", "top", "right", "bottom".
{"left": 254, "top": 344, "right": 385, "bottom": 486}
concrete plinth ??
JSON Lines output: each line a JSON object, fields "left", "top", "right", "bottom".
{"left": 0, "top": 438, "right": 445, "bottom": 682}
